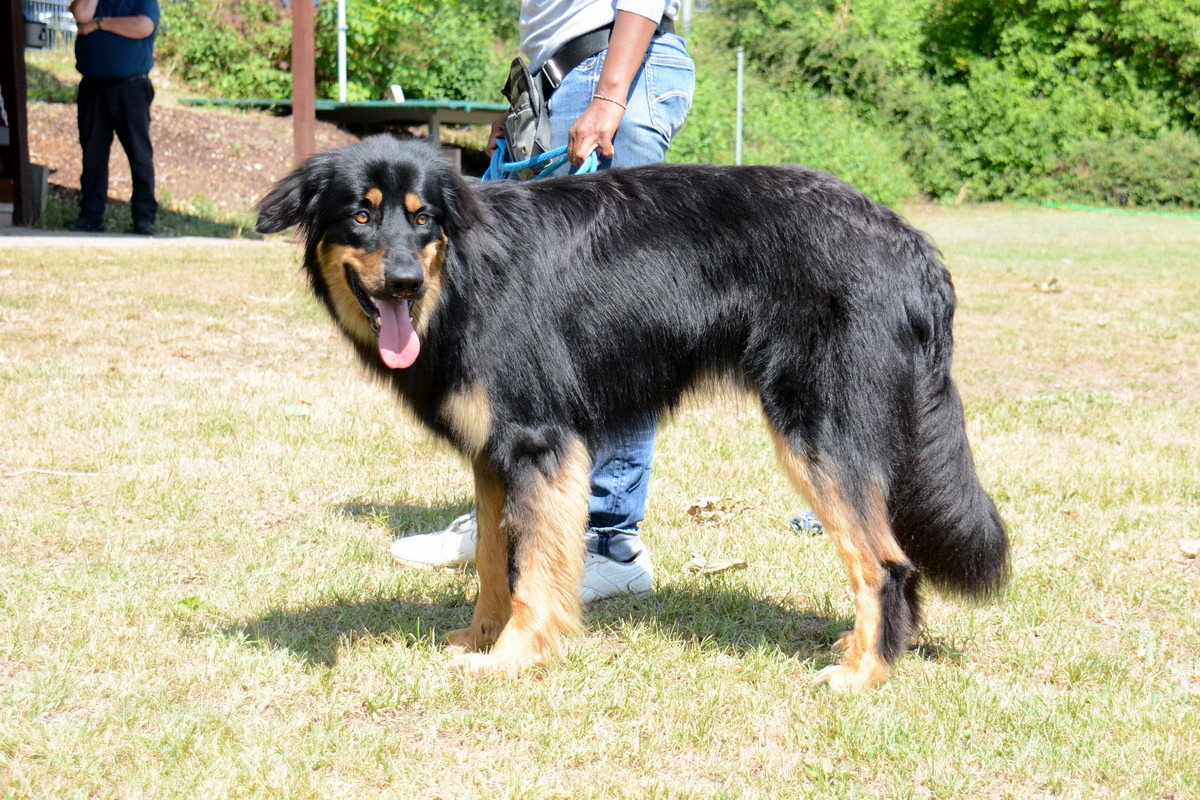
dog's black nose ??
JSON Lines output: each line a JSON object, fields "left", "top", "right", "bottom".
{"left": 384, "top": 266, "right": 424, "bottom": 298}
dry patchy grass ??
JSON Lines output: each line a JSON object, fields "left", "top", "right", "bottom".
{"left": 1, "top": 206, "right": 1198, "bottom": 799}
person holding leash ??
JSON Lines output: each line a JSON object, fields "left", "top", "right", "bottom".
{"left": 391, "top": 0, "right": 695, "bottom": 604}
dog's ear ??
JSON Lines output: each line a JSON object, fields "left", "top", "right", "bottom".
{"left": 255, "top": 150, "right": 336, "bottom": 234}
{"left": 437, "top": 167, "right": 484, "bottom": 239}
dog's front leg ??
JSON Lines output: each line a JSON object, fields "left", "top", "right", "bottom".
{"left": 445, "top": 459, "right": 511, "bottom": 655}
{"left": 451, "top": 436, "right": 589, "bottom": 674}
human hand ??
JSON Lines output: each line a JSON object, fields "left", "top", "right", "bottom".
{"left": 486, "top": 113, "right": 507, "bottom": 156}
{"left": 78, "top": 18, "right": 100, "bottom": 35}
{"left": 567, "top": 97, "right": 624, "bottom": 166}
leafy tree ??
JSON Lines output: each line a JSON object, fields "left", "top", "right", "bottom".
{"left": 924, "top": 0, "right": 1200, "bottom": 125}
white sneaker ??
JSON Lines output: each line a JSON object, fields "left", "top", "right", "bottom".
{"left": 580, "top": 548, "right": 654, "bottom": 606}
{"left": 391, "top": 512, "right": 654, "bottom": 604}
{"left": 390, "top": 512, "right": 477, "bottom": 569}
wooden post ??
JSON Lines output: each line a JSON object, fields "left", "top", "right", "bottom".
{"left": 291, "top": 0, "right": 316, "bottom": 165}
{"left": 1, "top": 0, "right": 34, "bottom": 225}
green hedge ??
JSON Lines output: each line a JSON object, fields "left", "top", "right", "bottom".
{"left": 898, "top": 57, "right": 1177, "bottom": 201}
{"left": 1061, "top": 133, "right": 1200, "bottom": 208}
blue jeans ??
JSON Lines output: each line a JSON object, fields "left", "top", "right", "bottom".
{"left": 545, "top": 33, "right": 694, "bottom": 561}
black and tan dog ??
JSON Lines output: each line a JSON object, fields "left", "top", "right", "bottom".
{"left": 256, "top": 135, "right": 1008, "bottom": 691}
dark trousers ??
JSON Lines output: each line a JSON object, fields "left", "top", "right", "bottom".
{"left": 76, "top": 74, "right": 157, "bottom": 225}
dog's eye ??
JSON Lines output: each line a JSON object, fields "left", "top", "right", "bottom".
{"left": 415, "top": 212, "right": 431, "bottom": 227}
{"left": 353, "top": 210, "right": 370, "bottom": 224}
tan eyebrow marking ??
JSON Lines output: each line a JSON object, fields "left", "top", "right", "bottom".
{"left": 405, "top": 192, "right": 423, "bottom": 213}
{"left": 364, "top": 188, "right": 383, "bottom": 206}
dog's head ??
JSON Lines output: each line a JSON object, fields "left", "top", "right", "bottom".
{"left": 255, "top": 135, "right": 479, "bottom": 369}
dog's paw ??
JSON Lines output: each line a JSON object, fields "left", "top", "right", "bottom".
{"left": 831, "top": 630, "right": 858, "bottom": 654}
{"left": 445, "top": 627, "right": 489, "bottom": 655}
{"left": 814, "top": 663, "right": 887, "bottom": 693}
{"left": 450, "top": 652, "right": 537, "bottom": 675}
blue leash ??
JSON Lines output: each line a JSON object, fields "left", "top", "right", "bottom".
{"left": 483, "top": 138, "right": 600, "bottom": 182}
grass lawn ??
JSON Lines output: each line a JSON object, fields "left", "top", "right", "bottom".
{"left": 1, "top": 205, "right": 1198, "bottom": 799}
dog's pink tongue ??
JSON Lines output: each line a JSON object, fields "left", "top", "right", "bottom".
{"left": 377, "top": 299, "right": 420, "bottom": 369}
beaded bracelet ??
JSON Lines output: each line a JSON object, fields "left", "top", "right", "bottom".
{"left": 592, "top": 93, "right": 627, "bottom": 110}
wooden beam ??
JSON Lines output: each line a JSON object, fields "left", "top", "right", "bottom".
{"left": 291, "top": 0, "right": 315, "bottom": 165}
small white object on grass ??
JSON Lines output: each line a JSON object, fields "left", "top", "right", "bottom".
{"left": 685, "top": 554, "right": 749, "bottom": 575}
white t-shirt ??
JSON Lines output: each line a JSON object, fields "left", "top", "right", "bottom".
{"left": 520, "top": 0, "right": 679, "bottom": 71}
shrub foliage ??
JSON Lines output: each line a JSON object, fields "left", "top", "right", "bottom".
{"left": 158, "top": 0, "right": 292, "bottom": 100}
{"left": 669, "top": 29, "right": 916, "bottom": 206}
{"left": 312, "top": 0, "right": 505, "bottom": 102}
{"left": 158, "top": 0, "right": 505, "bottom": 103}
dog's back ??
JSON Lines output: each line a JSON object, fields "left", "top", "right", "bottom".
{"left": 446, "top": 163, "right": 953, "bottom": 423}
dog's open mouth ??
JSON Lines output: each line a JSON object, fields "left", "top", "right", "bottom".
{"left": 344, "top": 264, "right": 381, "bottom": 334}
{"left": 343, "top": 264, "right": 421, "bottom": 369}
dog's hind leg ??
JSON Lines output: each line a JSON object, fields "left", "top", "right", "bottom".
{"left": 768, "top": 428, "right": 920, "bottom": 692}
{"left": 451, "top": 435, "right": 589, "bottom": 674}
{"left": 446, "top": 459, "right": 511, "bottom": 655}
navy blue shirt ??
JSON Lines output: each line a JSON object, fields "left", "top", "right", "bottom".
{"left": 74, "top": 0, "right": 160, "bottom": 79}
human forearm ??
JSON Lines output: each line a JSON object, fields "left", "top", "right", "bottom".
{"left": 70, "top": 0, "right": 99, "bottom": 23}
{"left": 76, "top": 14, "right": 155, "bottom": 38}
{"left": 595, "top": 11, "right": 658, "bottom": 101}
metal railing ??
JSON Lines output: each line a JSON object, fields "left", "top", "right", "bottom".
{"left": 24, "top": 0, "right": 77, "bottom": 50}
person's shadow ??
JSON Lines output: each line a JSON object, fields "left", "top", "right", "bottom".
{"left": 223, "top": 499, "right": 962, "bottom": 670}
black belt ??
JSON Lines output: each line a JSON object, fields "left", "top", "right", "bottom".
{"left": 538, "top": 17, "right": 676, "bottom": 98}
{"left": 83, "top": 73, "right": 150, "bottom": 86}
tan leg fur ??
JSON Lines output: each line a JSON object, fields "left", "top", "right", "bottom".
{"left": 445, "top": 460, "right": 510, "bottom": 655}
{"left": 452, "top": 439, "right": 590, "bottom": 674}
{"left": 769, "top": 428, "right": 907, "bottom": 692}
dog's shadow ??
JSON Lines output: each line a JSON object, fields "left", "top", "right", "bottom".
{"left": 228, "top": 581, "right": 851, "bottom": 671}
{"left": 225, "top": 502, "right": 960, "bottom": 669}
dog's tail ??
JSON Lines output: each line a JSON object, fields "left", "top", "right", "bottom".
{"left": 888, "top": 246, "right": 1009, "bottom": 598}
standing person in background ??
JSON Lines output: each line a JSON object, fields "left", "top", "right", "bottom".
{"left": 68, "top": 0, "right": 159, "bottom": 235}
{"left": 391, "top": 1, "right": 695, "bottom": 605}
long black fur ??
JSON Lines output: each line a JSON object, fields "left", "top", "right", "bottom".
{"left": 257, "top": 135, "right": 1008, "bottom": 662}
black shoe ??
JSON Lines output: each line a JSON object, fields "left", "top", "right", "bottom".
{"left": 68, "top": 218, "right": 103, "bottom": 233}
{"left": 131, "top": 220, "right": 155, "bottom": 236}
